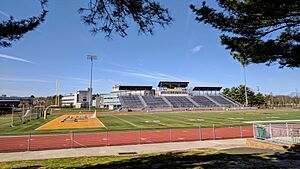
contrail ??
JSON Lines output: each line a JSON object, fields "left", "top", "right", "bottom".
{"left": 0, "top": 10, "right": 10, "bottom": 18}
{"left": 0, "top": 54, "right": 34, "bottom": 64}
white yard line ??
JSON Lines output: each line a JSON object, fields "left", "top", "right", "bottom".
{"left": 110, "top": 114, "right": 139, "bottom": 127}
{"left": 245, "top": 119, "right": 300, "bottom": 124}
{"left": 95, "top": 117, "right": 107, "bottom": 129}
{"left": 35, "top": 116, "right": 62, "bottom": 130}
{"left": 156, "top": 114, "right": 194, "bottom": 125}
{"left": 136, "top": 114, "right": 168, "bottom": 126}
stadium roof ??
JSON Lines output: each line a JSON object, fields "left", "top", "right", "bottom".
{"left": 0, "top": 96, "right": 32, "bottom": 101}
{"left": 0, "top": 100, "right": 20, "bottom": 102}
{"left": 158, "top": 81, "right": 189, "bottom": 88}
{"left": 192, "top": 87, "right": 222, "bottom": 91}
{"left": 118, "top": 85, "right": 153, "bottom": 90}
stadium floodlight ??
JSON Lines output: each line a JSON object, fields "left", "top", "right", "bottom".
{"left": 87, "top": 55, "right": 97, "bottom": 111}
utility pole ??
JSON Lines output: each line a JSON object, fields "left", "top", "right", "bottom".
{"left": 10, "top": 105, "right": 14, "bottom": 127}
{"left": 270, "top": 92, "right": 274, "bottom": 108}
{"left": 55, "top": 80, "right": 60, "bottom": 106}
{"left": 87, "top": 55, "right": 97, "bottom": 111}
{"left": 243, "top": 65, "right": 248, "bottom": 107}
{"left": 296, "top": 88, "right": 299, "bottom": 107}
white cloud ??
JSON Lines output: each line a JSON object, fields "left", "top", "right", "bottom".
{"left": 0, "top": 54, "right": 34, "bottom": 64}
{"left": 0, "top": 77, "right": 48, "bottom": 83}
{"left": 99, "top": 68, "right": 171, "bottom": 81}
{"left": 0, "top": 10, "right": 10, "bottom": 18}
{"left": 99, "top": 68, "right": 205, "bottom": 84}
{"left": 191, "top": 45, "right": 202, "bottom": 53}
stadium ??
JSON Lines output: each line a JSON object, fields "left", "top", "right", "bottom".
{"left": 1, "top": 0, "right": 300, "bottom": 167}
{"left": 100, "top": 81, "right": 240, "bottom": 111}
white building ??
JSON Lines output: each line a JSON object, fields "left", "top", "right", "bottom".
{"left": 100, "top": 93, "right": 121, "bottom": 110}
{"left": 61, "top": 88, "right": 92, "bottom": 108}
{"left": 61, "top": 94, "right": 75, "bottom": 107}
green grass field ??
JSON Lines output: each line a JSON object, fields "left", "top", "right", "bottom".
{"left": 0, "top": 109, "right": 300, "bottom": 135}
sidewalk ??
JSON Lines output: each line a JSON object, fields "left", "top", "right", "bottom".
{"left": 0, "top": 138, "right": 246, "bottom": 162}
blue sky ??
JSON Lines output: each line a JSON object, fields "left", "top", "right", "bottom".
{"left": 0, "top": 0, "right": 299, "bottom": 97}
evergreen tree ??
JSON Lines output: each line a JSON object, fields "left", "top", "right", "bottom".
{"left": 191, "top": 0, "right": 300, "bottom": 68}
{"left": 0, "top": 0, "right": 47, "bottom": 48}
{"left": 79, "top": 0, "right": 172, "bottom": 38}
{"left": 1, "top": 0, "right": 172, "bottom": 48}
{"left": 222, "top": 85, "right": 265, "bottom": 106}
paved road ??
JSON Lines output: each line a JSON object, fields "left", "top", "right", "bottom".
{"left": 0, "top": 138, "right": 247, "bottom": 162}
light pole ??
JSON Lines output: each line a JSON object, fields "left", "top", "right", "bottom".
{"left": 87, "top": 55, "right": 97, "bottom": 111}
{"left": 296, "top": 88, "right": 299, "bottom": 107}
{"left": 233, "top": 55, "right": 249, "bottom": 107}
{"left": 243, "top": 64, "right": 248, "bottom": 107}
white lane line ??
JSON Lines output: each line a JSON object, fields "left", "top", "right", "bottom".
{"left": 95, "top": 116, "right": 107, "bottom": 129}
{"left": 110, "top": 114, "right": 139, "bottom": 127}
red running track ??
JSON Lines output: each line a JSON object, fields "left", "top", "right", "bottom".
{"left": 0, "top": 126, "right": 253, "bottom": 153}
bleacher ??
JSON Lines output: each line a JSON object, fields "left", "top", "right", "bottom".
{"left": 209, "top": 95, "right": 235, "bottom": 106}
{"left": 142, "top": 96, "right": 170, "bottom": 108}
{"left": 118, "top": 94, "right": 239, "bottom": 110}
{"left": 112, "top": 83, "right": 240, "bottom": 111}
{"left": 191, "top": 96, "right": 217, "bottom": 107}
{"left": 119, "top": 95, "right": 144, "bottom": 108}
{"left": 165, "top": 96, "right": 196, "bottom": 108}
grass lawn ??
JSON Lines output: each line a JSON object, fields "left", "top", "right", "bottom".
{"left": 1, "top": 150, "right": 299, "bottom": 169}
{"left": 98, "top": 109, "right": 300, "bottom": 130}
{"left": 1, "top": 109, "right": 300, "bottom": 135}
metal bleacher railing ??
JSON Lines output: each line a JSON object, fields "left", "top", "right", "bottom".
{"left": 191, "top": 96, "right": 217, "bottom": 107}
{"left": 164, "top": 96, "right": 196, "bottom": 108}
{"left": 208, "top": 95, "right": 236, "bottom": 107}
{"left": 142, "top": 96, "right": 170, "bottom": 108}
{"left": 120, "top": 94, "right": 238, "bottom": 109}
{"left": 119, "top": 95, "right": 144, "bottom": 108}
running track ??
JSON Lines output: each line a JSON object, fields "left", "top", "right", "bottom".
{"left": 0, "top": 126, "right": 253, "bottom": 153}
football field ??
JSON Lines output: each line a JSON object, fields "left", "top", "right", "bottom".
{"left": 98, "top": 109, "right": 300, "bottom": 130}
{"left": 0, "top": 109, "right": 300, "bottom": 135}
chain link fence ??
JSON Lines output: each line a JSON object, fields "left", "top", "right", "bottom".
{"left": 0, "top": 125, "right": 253, "bottom": 153}
{"left": 253, "top": 122, "right": 300, "bottom": 145}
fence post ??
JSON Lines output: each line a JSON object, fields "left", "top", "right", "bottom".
{"left": 10, "top": 106, "right": 14, "bottom": 127}
{"left": 170, "top": 128, "right": 172, "bottom": 143}
{"left": 199, "top": 126, "right": 202, "bottom": 141}
{"left": 106, "top": 129, "right": 108, "bottom": 146}
{"left": 27, "top": 132, "right": 31, "bottom": 151}
{"left": 72, "top": 131, "right": 75, "bottom": 148}
{"left": 213, "top": 124, "right": 215, "bottom": 140}
{"left": 138, "top": 128, "right": 141, "bottom": 144}
{"left": 269, "top": 123, "right": 272, "bottom": 139}
{"left": 240, "top": 126, "right": 243, "bottom": 138}
{"left": 252, "top": 123, "right": 255, "bottom": 138}
{"left": 286, "top": 122, "right": 289, "bottom": 137}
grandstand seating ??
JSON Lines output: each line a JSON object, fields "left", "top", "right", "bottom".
{"left": 119, "top": 95, "right": 238, "bottom": 110}
{"left": 208, "top": 95, "right": 235, "bottom": 106}
{"left": 142, "top": 96, "right": 170, "bottom": 108}
{"left": 119, "top": 95, "right": 144, "bottom": 108}
{"left": 165, "top": 96, "right": 196, "bottom": 108}
{"left": 191, "top": 96, "right": 217, "bottom": 107}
